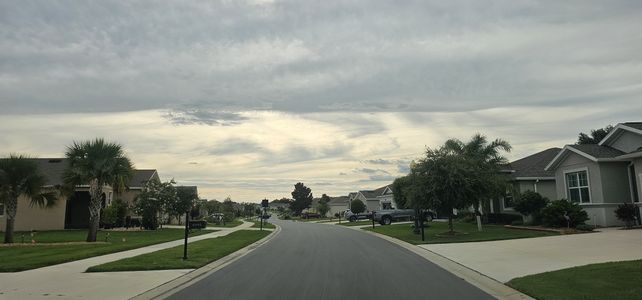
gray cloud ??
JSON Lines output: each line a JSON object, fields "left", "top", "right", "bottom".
{"left": 208, "top": 139, "right": 264, "bottom": 155}
{"left": 353, "top": 168, "right": 390, "bottom": 175}
{"left": 165, "top": 109, "right": 248, "bottom": 126}
{"left": 2, "top": 1, "right": 641, "bottom": 115}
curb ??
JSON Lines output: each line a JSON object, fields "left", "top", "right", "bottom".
{"left": 130, "top": 225, "right": 281, "bottom": 300}
{"left": 360, "top": 229, "right": 534, "bottom": 300}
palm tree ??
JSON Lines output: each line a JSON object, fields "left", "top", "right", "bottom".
{"left": 0, "top": 155, "right": 57, "bottom": 243}
{"left": 63, "top": 139, "right": 134, "bottom": 242}
{"left": 442, "top": 134, "right": 512, "bottom": 228}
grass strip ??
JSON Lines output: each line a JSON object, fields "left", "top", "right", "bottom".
{"left": 0, "top": 229, "right": 211, "bottom": 272}
{"left": 365, "top": 222, "right": 557, "bottom": 244}
{"left": 251, "top": 221, "right": 275, "bottom": 229}
{"left": 86, "top": 230, "right": 270, "bottom": 272}
{"left": 207, "top": 219, "right": 243, "bottom": 228}
{"left": 508, "top": 259, "right": 642, "bottom": 300}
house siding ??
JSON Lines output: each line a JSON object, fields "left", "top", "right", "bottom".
{"left": 554, "top": 153, "right": 603, "bottom": 203}
{"left": 609, "top": 131, "right": 642, "bottom": 153}
{"left": 535, "top": 180, "right": 557, "bottom": 201}
{"left": 0, "top": 195, "right": 68, "bottom": 231}
{"left": 599, "top": 162, "right": 632, "bottom": 204}
{"left": 634, "top": 158, "right": 642, "bottom": 203}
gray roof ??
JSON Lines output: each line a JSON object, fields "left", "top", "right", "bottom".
{"left": 568, "top": 144, "right": 625, "bottom": 158}
{"left": 128, "top": 169, "right": 158, "bottom": 188}
{"left": 623, "top": 122, "right": 642, "bottom": 131}
{"left": 328, "top": 196, "right": 349, "bottom": 205}
{"left": 28, "top": 158, "right": 157, "bottom": 188}
{"left": 359, "top": 185, "right": 389, "bottom": 199}
{"left": 33, "top": 158, "right": 68, "bottom": 186}
{"left": 507, "top": 148, "right": 560, "bottom": 179}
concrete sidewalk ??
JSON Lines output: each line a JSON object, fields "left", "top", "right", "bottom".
{"left": 420, "top": 227, "right": 642, "bottom": 283}
{"left": 0, "top": 221, "right": 255, "bottom": 300}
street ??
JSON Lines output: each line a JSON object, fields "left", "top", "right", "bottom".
{"left": 167, "top": 219, "right": 493, "bottom": 300}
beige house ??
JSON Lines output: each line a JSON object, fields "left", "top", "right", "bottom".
{"left": 0, "top": 158, "right": 159, "bottom": 231}
{"left": 546, "top": 122, "right": 642, "bottom": 226}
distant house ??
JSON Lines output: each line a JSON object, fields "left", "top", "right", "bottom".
{"left": 327, "top": 196, "right": 350, "bottom": 216}
{"left": 545, "top": 122, "right": 642, "bottom": 226}
{"left": 352, "top": 185, "right": 392, "bottom": 211}
{"left": 493, "top": 148, "right": 561, "bottom": 214}
{"left": 0, "top": 158, "right": 162, "bottom": 231}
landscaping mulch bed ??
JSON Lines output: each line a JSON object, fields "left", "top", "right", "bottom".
{"left": 504, "top": 225, "right": 592, "bottom": 234}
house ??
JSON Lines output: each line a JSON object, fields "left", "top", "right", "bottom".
{"left": 545, "top": 122, "right": 642, "bottom": 226}
{"left": 492, "top": 148, "right": 561, "bottom": 214}
{"left": 352, "top": 185, "right": 391, "bottom": 211}
{"left": 327, "top": 196, "right": 350, "bottom": 216}
{"left": 0, "top": 158, "right": 161, "bottom": 231}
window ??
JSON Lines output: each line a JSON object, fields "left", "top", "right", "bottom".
{"left": 566, "top": 170, "right": 590, "bottom": 203}
{"left": 503, "top": 190, "right": 514, "bottom": 208}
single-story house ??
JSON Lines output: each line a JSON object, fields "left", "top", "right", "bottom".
{"left": 492, "top": 148, "right": 561, "bottom": 214}
{"left": 0, "top": 158, "right": 160, "bottom": 231}
{"left": 545, "top": 122, "right": 642, "bottom": 226}
{"left": 327, "top": 196, "right": 350, "bottom": 216}
{"left": 352, "top": 185, "right": 392, "bottom": 211}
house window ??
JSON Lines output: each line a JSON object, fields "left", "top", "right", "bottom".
{"left": 566, "top": 171, "right": 590, "bottom": 203}
{"left": 503, "top": 190, "right": 514, "bottom": 208}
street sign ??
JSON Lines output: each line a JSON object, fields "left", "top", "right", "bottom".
{"left": 261, "top": 199, "right": 269, "bottom": 208}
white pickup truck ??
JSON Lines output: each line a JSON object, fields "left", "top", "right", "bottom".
{"left": 344, "top": 210, "right": 372, "bottom": 222}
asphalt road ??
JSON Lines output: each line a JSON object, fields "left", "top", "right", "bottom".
{"left": 167, "top": 219, "right": 493, "bottom": 300}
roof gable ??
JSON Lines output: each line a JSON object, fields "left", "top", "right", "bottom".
{"left": 545, "top": 144, "right": 624, "bottom": 171}
{"left": 599, "top": 122, "right": 642, "bottom": 147}
{"left": 507, "top": 148, "right": 560, "bottom": 179}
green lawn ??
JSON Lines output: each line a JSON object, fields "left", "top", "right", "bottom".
{"left": 87, "top": 230, "right": 270, "bottom": 272}
{"left": 207, "top": 219, "right": 243, "bottom": 228}
{"left": 509, "top": 260, "right": 642, "bottom": 300}
{"left": 251, "top": 220, "right": 275, "bottom": 229}
{"left": 0, "top": 229, "right": 211, "bottom": 272}
{"left": 338, "top": 220, "right": 375, "bottom": 226}
{"left": 365, "top": 222, "right": 557, "bottom": 244}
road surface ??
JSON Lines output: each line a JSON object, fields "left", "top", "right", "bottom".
{"left": 167, "top": 219, "right": 493, "bottom": 300}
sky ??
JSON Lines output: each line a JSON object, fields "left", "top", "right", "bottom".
{"left": 1, "top": 1, "right": 642, "bottom": 202}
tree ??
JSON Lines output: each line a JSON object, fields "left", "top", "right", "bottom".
{"left": 133, "top": 179, "right": 175, "bottom": 229}
{"left": 290, "top": 182, "right": 313, "bottom": 215}
{"left": 205, "top": 199, "right": 221, "bottom": 214}
{"left": 0, "top": 155, "right": 57, "bottom": 243}
{"left": 577, "top": 125, "right": 614, "bottom": 144}
{"left": 320, "top": 194, "right": 331, "bottom": 204}
{"left": 63, "top": 139, "right": 134, "bottom": 242}
{"left": 173, "top": 186, "right": 198, "bottom": 221}
{"left": 350, "top": 199, "right": 366, "bottom": 214}
{"left": 317, "top": 201, "right": 330, "bottom": 217}
{"left": 391, "top": 175, "right": 411, "bottom": 209}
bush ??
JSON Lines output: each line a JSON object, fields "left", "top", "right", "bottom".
{"left": 486, "top": 213, "right": 522, "bottom": 225}
{"left": 615, "top": 203, "right": 638, "bottom": 228}
{"left": 514, "top": 191, "right": 549, "bottom": 225}
{"left": 350, "top": 199, "right": 366, "bottom": 214}
{"left": 111, "top": 198, "right": 128, "bottom": 227}
{"left": 576, "top": 224, "right": 595, "bottom": 231}
{"left": 541, "top": 199, "right": 589, "bottom": 228}
{"left": 102, "top": 205, "right": 118, "bottom": 228}
{"left": 511, "top": 219, "right": 524, "bottom": 226}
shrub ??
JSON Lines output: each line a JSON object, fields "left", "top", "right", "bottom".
{"left": 102, "top": 205, "right": 118, "bottom": 228}
{"left": 576, "top": 224, "right": 595, "bottom": 231}
{"left": 511, "top": 219, "right": 524, "bottom": 226}
{"left": 486, "top": 213, "right": 522, "bottom": 225}
{"left": 615, "top": 203, "right": 638, "bottom": 228}
{"left": 111, "top": 198, "right": 128, "bottom": 227}
{"left": 541, "top": 199, "right": 589, "bottom": 228}
{"left": 513, "top": 191, "right": 549, "bottom": 225}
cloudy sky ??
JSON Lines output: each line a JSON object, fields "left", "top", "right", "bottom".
{"left": 1, "top": 1, "right": 641, "bottom": 202}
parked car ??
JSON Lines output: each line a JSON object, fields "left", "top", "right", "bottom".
{"left": 301, "top": 212, "right": 321, "bottom": 219}
{"left": 344, "top": 209, "right": 372, "bottom": 222}
{"left": 373, "top": 209, "right": 434, "bottom": 225}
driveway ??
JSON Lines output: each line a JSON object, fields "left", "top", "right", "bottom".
{"left": 167, "top": 218, "right": 493, "bottom": 300}
{"left": 420, "top": 227, "right": 642, "bottom": 282}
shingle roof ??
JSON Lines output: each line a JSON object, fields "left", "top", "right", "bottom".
{"left": 507, "top": 148, "right": 560, "bottom": 179}
{"left": 623, "top": 122, "right": 642, "bottom": 131}
{"left": 359, "top": 185, "right": 389, "bottom": 199}
{"left": 328, "top": 196, "right": 349, "bottom": 205}
{"left": 568, "top": 144, "right": 625, "bottom": 158}
{"left": 128, "top": 169, "right": 157, "bottom": 188}
{"left": 32, "top": 158, "right": 69, "bottom": 186}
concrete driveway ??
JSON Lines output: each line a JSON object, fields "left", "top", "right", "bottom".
{"left": 420, "top": 227, "right": 642, "bottom": 283}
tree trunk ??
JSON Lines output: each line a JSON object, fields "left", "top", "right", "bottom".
{"left": 87, "top": 179, "right": 103, "bottom": 242}
{"left": 413, "top": 208, "right": 420, "bottom": 234}
{"left": 3, "top": 195, "right": 18, "bottom": 244}
{"left": 448, "top": 215, "right": 454, "bottom": 233}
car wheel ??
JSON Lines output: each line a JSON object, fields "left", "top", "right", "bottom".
{"left": 382, "top": 216, "right": 392, "bottom": 225}
{"left": 349, "top": 216, "right": 357, "bottom": 222}
{"left": 424, "top": 213, "right": 434, "bottom": 222}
